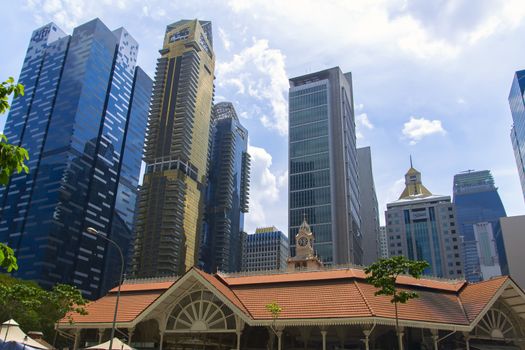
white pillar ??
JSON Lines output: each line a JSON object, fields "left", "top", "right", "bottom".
{"left": 236, "top": 329, "right": 242, "bottom": 350}
{"left": 73, "top": 330, "right": 81, "bottom": 350}
{"left": 276, "top": 330, "right": 283, "bottom": 350}
{"left": 363, "top": 330, "right": 371, "bottom": 350}
{"left": 432, "top": 335, "right": 439, "bottom": 350}
{"left": 397, "top": 330, "right": 404, "bottom": 350}
{"left": 463, "top": 332, "right": 470, "bottom": 350}
{"left": 128, "top": 328, "right": 134, "bottom": 345}
{"left": 321, "top": 330, "right": 327, "bottom": 350}
{"left": 158, "top": 331, "right": 164, "bottom": 350}
{"left": 97, "top": 329, "right": 104, "bottom": 343}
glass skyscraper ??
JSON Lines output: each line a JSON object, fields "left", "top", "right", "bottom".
{"left": 509, "top": 70, "right": 525, "bottom": 203}
{"left": 386, "top": 165, "right": 463, "bottom": 279}
{"left": 453, "top": 170, "right": 506, "bottom": 282}
{"left": 200, "top": 102, "right": 250, "bottom": 273}
{"left": 242, "top": 227, "right": 289, "bottom": 272}
{"left": 131, "top": 20, "right": 215, "bottom": 277}
{"left": 288, "top": 67, "right": 362, "bottom": 265}
{"left": 0, "top": 19, "right": 152, "bottom": 298}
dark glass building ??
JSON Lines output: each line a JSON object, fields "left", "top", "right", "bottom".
{"left": 453, "top": 170, "right": 506, "bottom": 282}
{"left": 0, "top": 19, "right": 152, "bottom": 298}
{"left": 200, "top": 102, "right": 250, "bottom": 273}
{"left": 509, "top": 70, "right": 525, "bottom": 203}
{"left": 288, "top": 67, "right": 362, "bottom": 265}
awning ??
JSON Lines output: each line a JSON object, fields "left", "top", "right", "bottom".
{"left": 85, "top": 338, "right": 133, "bottom": 350}
{"left": 0, "top": 320, "right": 50, "bottom": 350}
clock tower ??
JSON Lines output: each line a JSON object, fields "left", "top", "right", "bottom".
{"left": 287, "top": 218, "right": 323, "bottom": 271}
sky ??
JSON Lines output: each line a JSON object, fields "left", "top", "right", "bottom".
{"left": 1, "top": 0, "right": 525, "bottom": 235}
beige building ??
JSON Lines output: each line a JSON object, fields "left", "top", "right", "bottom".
{"left": 131, "top": 20, "right": 215, "bottom": 277}
{"left": 498, "top": 215, "right": 525, "bottom": 290}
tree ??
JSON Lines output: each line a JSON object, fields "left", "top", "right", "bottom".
{"left": 0, "top": 77, "right": 28, "bottom": 273}
{"left": 0, "top": 274, "right": 87, "bottom": 340}
{"left": 364, "top": 256, "right": 430, "bottom": 350}
{"left": 265, "top": 301, "right": 282, "bottom": 350}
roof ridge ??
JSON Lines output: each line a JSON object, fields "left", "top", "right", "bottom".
{"left": 353, "top": 280, "right": 375, "bottom": 316}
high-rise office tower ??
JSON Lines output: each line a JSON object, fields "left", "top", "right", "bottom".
{"left": 131, "top": 20, "right": 215, "bottom": 277}
{"left": 453, "top": 170, "right": 506, "bottom": 282}
{"left": 288, "top": 67, "right": 362, "bottom": 265}
{"left": 509, "top": 70, "right": 525, "bottom": 203}
{"left": 200, "top": 102, "right": 250, "bottom": 273}
{"left": 0, "top": 20, "right": 152, "bottom": 298}
{"left": 357, "top": 146, "right": 380, "bottom": 265}
{"left": 385, "top": 164, "right": 463, "bottom": 279}
{"left": 242, "top": 227, "right": 289, "bottom": 272}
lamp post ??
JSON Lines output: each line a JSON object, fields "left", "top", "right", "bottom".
{"left": 87, "top": 227, "right": 124, "bottom": 350}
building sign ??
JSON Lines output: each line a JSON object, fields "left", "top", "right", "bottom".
{"left": 411, "top": 210, "right": 428, "bottom": 220}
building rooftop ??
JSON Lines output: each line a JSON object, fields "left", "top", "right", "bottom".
{"left": 59, "top": 266, "right": 517, "bottom": 328}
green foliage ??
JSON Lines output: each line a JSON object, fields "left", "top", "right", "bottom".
{"left": 0, "top": 274, "right": 88, "bottom": 340}
{"left": 0, "top": 133, "right": 29, "bottom": 185}
{"left": 265, "top": 301, "right": 282, "bottom": 320}
{"left": 0, "top": 77, "right": 24, "bottom": 114}
{"left": 0, "top": 77, "right": 28, "bottom": 273}
{"left": 0, "top": 243, "right": 18, "bottom": 272}
{"left": 364, "top": 256, "right": 430, "bottom": 304}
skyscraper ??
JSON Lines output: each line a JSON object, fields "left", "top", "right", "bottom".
{"left": 357, "top": 146, "right": 380, "bottom": 265}
{"left": 0, "top": 19, "right": 152, "bottom": 298}
{"left": 200, "top": 102, "right": 250, "bottom": 273}
{"left": 509, "top": 70, "right": 525, "bottom": 203}
{"left": 288, "top": 67, "right": 362, "bottom": 265}
{"left": 242, "top": 227, "right": 289, "bottom": 272}
{"left": 131, "top": 20, "right": 215, "bottom": 277}
{"left": 385, "top": 165, "right": 463, "bottom": 279}
{"left": 453, "top": 170, "right": 506, "bottom": 282}
{"left": 378, "top": 226, "right": 388, "bottom": 259}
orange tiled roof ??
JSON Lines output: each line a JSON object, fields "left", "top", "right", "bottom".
{"left": 230, "top": 279, "right": 371, "bottom": 319}
{"left": 222, "top": 268, "right": 465, "bottom": 292}
{"left": 60, "top": 290, "right": 164, "bottom": 324}
{"left": 60, "top": 268, "right": 510, "bottom": 327}
{"left": 459, "top": 275, "right": 509, "bottom": 322}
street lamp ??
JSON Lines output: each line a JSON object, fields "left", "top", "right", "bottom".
{"left": 86, "top": 227, "right": 124, "bottom": 350}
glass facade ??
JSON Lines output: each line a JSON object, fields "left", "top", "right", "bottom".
{"left": 0, "top": 19, "right": 152, "bottom": 298}
{"left": 200, "top": 102, "right": 250, "bottom": 273}
{"left": 386, "top": 167, "right": 463, "bottom": 279}
{"left": 288, "top": 68, "right": 362, "bottom": 265}
{"left": 509, "top": 70, "right": 525, "bottom": 203}
{"left": 453, "top": 170, "right": 506, "bottom": 282}
{"left": 242, "top": 228, "right": 289, "bottom": 272}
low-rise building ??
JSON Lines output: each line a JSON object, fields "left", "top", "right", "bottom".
{"left": 59, "top": 266, "right": 525, "bottom": 350}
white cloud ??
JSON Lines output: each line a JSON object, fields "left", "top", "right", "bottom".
{"left": 226, "top": 0, "right": 525, "bottom": 61}
{"left": 244, "top": 144, "right": 287, "bottom": 234}
{"left": 218, "top": 27, "right": 232, "bottom": 51}
{"left": 402, "top": 116, "right": 446, "bottom": 145}
{"left": 377, "top": 177, "right": 406, "bottom": 225}
{"left": 356, "top": 113, "right": 374, "bottom": 129}
{"left": 217, "top": 38, "right": 288, "bottom": 135}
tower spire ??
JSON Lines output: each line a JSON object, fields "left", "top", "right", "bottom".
{"left": 410, "top": 154, "right": 413, "bottom": 168}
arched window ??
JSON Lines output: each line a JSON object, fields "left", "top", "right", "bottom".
{"left": 473, "top": 304, "right": 520, "bottom": 340}
{"left": 166, "top": 290, "right": 237, "bottom": 333}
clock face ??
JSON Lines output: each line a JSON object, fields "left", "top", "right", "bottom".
{"left": 298, "top": 237, "right": 308, "bottom": 247}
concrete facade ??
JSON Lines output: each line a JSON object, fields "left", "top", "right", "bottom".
{"left": 357, "top": 146, "right": 380, "bottom": 265}
{"left": 497, "top": 215, "right": 525, "bottom": 290}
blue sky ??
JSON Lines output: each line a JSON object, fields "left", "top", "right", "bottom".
{"left": 1, "top": 0, "right": 525, "bottom": 235}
